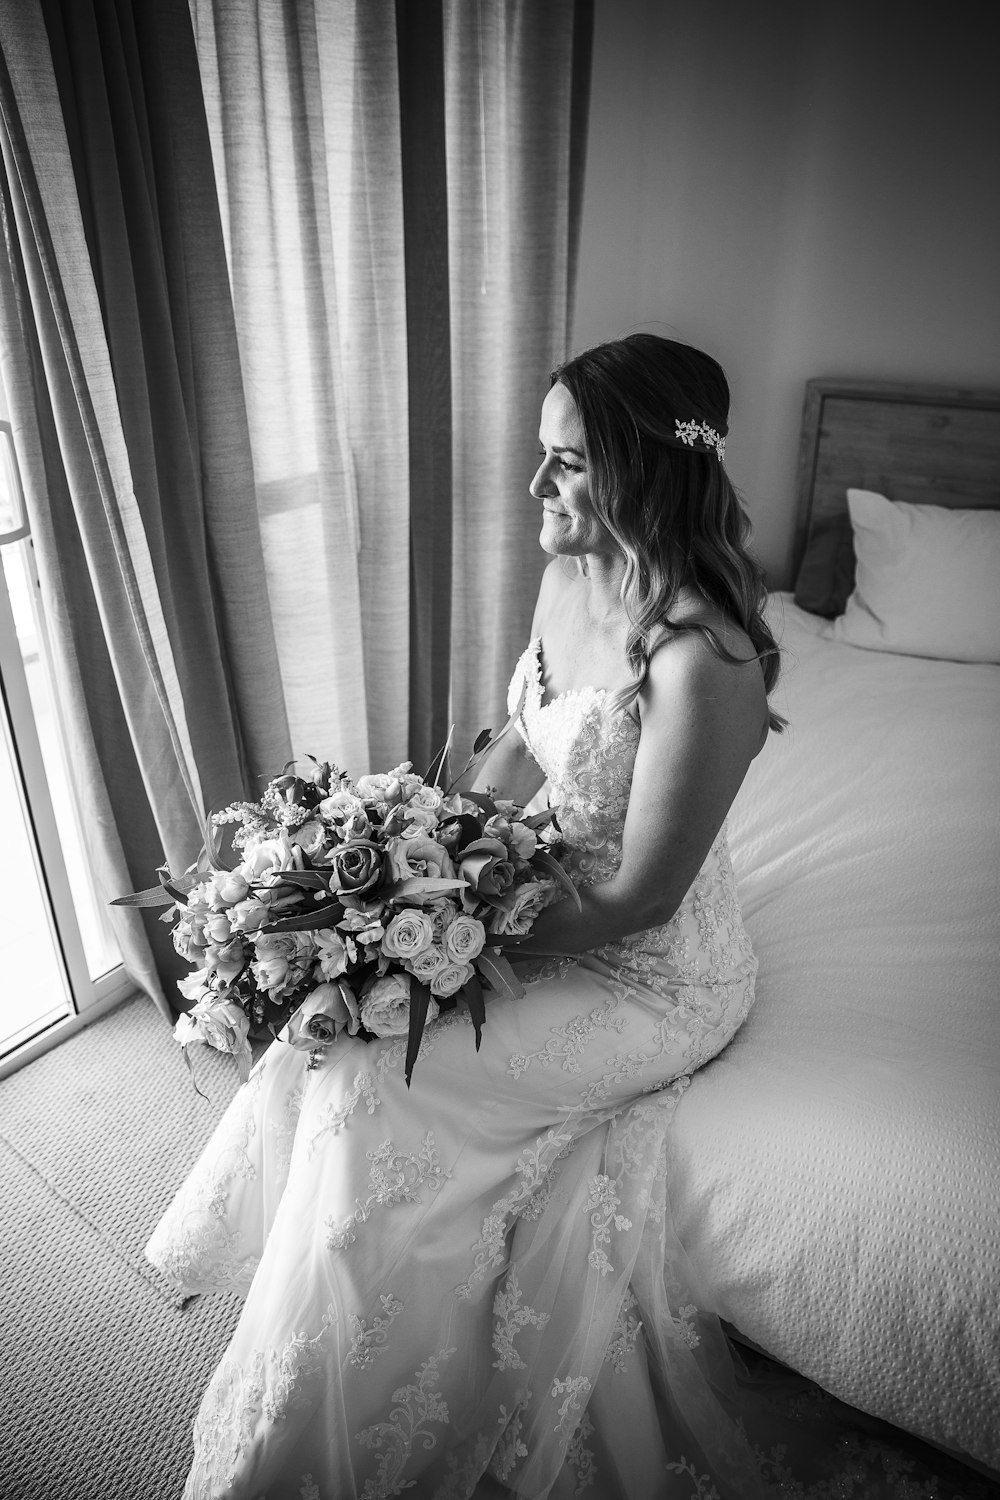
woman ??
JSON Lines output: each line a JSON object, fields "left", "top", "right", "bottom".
{"left": 148, "top": 334, "right": 781, "bottom": 1499}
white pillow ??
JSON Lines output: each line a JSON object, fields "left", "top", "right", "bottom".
{"left": 826, "top": 489, "right": 1000, "bottom": 662}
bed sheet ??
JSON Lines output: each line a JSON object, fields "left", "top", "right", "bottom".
{"left": 669, "top": 594, "right": 1000, "bottom": 1470}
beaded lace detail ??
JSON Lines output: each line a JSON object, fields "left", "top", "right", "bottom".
{"left": 509, "top": 639, "right": 757, "bottom": 1003}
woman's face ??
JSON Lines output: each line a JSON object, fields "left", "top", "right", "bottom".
{"left": 530, "top": 383, "right": 616, "bottom": 561}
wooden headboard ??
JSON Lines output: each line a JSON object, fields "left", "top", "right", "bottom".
{"left": 791, "top": 379, "right": 1000, "bottom": 617}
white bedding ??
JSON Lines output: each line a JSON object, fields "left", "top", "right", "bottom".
{"left": 670, "top": 595, "right": 1000, "bottom": 1470}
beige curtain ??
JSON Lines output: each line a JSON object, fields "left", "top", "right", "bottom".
{"left": 0, "top": 0, "right": 291, "bottom": 1011}
{"left": 445, "top": 0, "right": 592, "bottom": 759}
{"left": 191, "top": 0, "right": 592, "bottom": 776}
{"left": 191, "top": 0, "right": 411, "bottom": 775}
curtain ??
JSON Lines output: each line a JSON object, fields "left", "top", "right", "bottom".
{"left": 192, "top": 0, "right": 593, "bottom": 777}
{"left": 0, "top": 0, "right": 591, "bottom": 1014}
{"left": 0, "top": 0, "right": 291, "bottom": 1013}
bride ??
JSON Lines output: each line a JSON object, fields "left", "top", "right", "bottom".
{"left": 148, "top": 333, "right": 783, "bottom": 1499}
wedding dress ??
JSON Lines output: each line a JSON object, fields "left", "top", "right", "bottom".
{"left": 147, "top": 638, "right": 771, "bottom": 1499}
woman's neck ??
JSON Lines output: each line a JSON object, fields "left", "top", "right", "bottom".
{"left": 575, "top": 551, "right": 627, "bottom": 627}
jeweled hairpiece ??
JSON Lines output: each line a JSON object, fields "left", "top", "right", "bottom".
{"left": 674, "top": 418, "right": 726, "bottom": 461}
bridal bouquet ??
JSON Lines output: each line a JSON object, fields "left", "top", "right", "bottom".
{"left": 115, "top": 710, "right": 575, "bottom": 1086}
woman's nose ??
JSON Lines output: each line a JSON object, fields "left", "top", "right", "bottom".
{"left": 530, "top": 459, "right": 555, "bottom": 499}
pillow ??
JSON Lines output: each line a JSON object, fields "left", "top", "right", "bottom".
{"left": 826, "top": 490, "right": 1000, "bottom": 662}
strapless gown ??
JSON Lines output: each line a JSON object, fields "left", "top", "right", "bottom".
{"left": 147, "top": 638, "right": 766, "bottom": 1499}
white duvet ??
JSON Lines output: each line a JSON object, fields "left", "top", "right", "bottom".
{"left": 670, "top": 595, "right": 1000, "bottom": 1470}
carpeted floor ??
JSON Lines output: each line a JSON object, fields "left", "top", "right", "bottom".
{"left": 1, "top": 995, "right": 998, "bottom": 1500}
{"left": 0, "top": 994, "right": 248, "bottom": 1500}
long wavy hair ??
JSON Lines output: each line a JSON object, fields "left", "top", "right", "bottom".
{"left": 551, "top": 333, "right": 785, "bottom": 731}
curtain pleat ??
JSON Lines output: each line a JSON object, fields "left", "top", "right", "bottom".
{"left": 0, "top": 0, "right": 291, "bottom": 1011}
{"left": 444, "top": 0, "right": 591, "bottom": 759}
{"left": 397, "top": 0, "right": 454, "bottom": 774}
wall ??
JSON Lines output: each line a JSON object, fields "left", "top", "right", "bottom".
{"left": 572, "top": 0, "right": 1000, "bottom": 585}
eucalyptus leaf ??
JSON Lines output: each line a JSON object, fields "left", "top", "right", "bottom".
{"left": 110, "top": 884, "right": 176, "bottom": 908}
{"left": 258, "top": 900, "right": 343, "bottom": 933}
{"left": 476, "top": 949, "right": 525, "bottom": 1001}
{"left": 461, "top": 974, "right": 486, "bottom": 1051}
{"left": 405, "top": 975, "right": 433, "bottom": 1087}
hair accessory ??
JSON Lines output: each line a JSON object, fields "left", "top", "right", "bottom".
{"left": 675, "top": 418, "right": 726, "bottom": 461}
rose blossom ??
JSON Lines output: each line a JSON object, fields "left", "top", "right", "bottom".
{"left": 281, "top": 981, "right": 360, "bottom": 1050}
{"left": 430, "top": 960, "right": 475, "bottom": 998}
{"left": 251, "top": 931, "right": 315, "bottom": 995}
{"left": 407, "top": 784, "right": 445, "bottom": 814}
{"left": 227, "top": 895, "right": 271, "bottom": 933}
{"left": 486, "top": 878, "right": 556, "bottom": 936}
{"left": 407, "top": 946, "right": 449, "bottom": 983}
{"left": 381, "top": 909, "right": 435, "bottom": 962}
{"left": 209, "top": 870, "right": 250, "bottom": 907}
{"left": 290, "top": 819, "right": 327, "bottom": 858}
{"left": 443, "top": 914, "right": 486, "bottom": 964}
{"left": 187, "top": 996, "right": 251, "bottom": 1057}
{"left": 457, "top": 838, "right": 515, "bottom": 900}
{"left": 326, "top": 840, "right": 383, "bottom": 897}
{"left": 317, "top": 789, "right": 365, "bottom": 825}
{"left": 173, "top": 910, "right": 209, "bottom": 961}
{"left": 177, "top": 968, "right": 212, "bottom": 1004}
{"left": 243, "top": 831, "right": 303, "bottom": 881}
{"left": 206, "top": 936, "right": 247, "bottom": 982}
{"left": 204, "top": 910, "right": 234, "bottom": 945}
{"left": 361, "top": 973, "right": 439, "bottom": 1038}
{"left": 386, "top": 833, "right": 456, "bottom": 886}
{"left": 401, "top": 805, "right": 441, "bottom": 835}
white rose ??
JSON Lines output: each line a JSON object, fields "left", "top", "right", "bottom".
{"left": 177, "top": 968, "right": 212, "bottom": 1003}
{"left": 486, "top": 879, "right": 555, "bottom": 936}
{"left": 361, "top": 973, "right": 439, "bottom": 1037}
{"left": 407, "top": 946, "right": 449, "bottom": 983}
{"left": 188, "top": 996, "right": 251, "bottom": 1057}
{"left": 204, "top": 910, "right": 234, "bottom": 945}
{"left": 381, "top": 909, "right": 435, "bottom": 961}
{"left": 227, "top": 896, "right": 271, "bottom": 933}
{"left": 443, "top": 914, "right": 486, "bottom": 964}
{"left": 407, "top": 784, "right": 445, "bottom": 814}
{"left": 317, "top": 789, "right": 365, "bottom": 824}
{"left": 290, "top": 819, "right": 327, "bottom": 858}
{"left": 210, "top": 870, "right": 250, "bottom": 907}
{"left": 430, "top": 961, "right": 475, "bottom": 998}
{"left": 243, "top": 832, "right": 303, "bottom": 880}
{"left": 401, "top": 805, "right": 440, "bottom": 835}
{"left": 354, "top": 772, "right": 392, "bottom": 801}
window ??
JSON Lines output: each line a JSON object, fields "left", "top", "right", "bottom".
{"left": 0, "top": 417, "right": 133, "bottom": 1078}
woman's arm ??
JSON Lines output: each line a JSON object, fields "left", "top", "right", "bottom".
{"left": 506, "top": 632, "right": 768, "bottom": 956}
{"left": 461, "top": 729, "right": 545, "bottom": 806}
{"left": 450, "top": 563, "right": 560, "bottom": 807}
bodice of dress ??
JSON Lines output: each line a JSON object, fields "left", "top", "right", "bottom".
{"left": 508, "top": 638, "right": 757, "bottom": 999}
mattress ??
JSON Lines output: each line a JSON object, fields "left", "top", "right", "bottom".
{"left": 668, "top": 595, "right": 1000, "bottom": 1470}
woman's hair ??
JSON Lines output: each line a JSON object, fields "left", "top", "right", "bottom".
{"left": 551, "top": 332, "right": 785, "bottom": 731}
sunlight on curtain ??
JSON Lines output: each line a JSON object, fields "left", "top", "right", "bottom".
{"left": 445, "top": 0, "right": 590, "bottom": 757}
{"left": 191, "top": 0, "right": 410, "bottom": 776}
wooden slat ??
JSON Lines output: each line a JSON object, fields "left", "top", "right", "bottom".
{"left": 792, "top": 380, "right": 1000, "bottom": 616}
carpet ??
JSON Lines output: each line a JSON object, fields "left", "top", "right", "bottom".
{"left": 0, "top": 993, "right": 247, "bottom": 1310}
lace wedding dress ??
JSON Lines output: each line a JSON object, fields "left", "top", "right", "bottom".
{"left": 147, "top": 638, "right": 769, "bottom": 1499}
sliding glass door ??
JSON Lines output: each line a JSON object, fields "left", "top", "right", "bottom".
{"left": 0, "top": 420, "right": 131, "bottom": 1074}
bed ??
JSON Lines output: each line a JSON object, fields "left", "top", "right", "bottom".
{"left": 668, "top": 379, "right": 1000, "bottom": 1477}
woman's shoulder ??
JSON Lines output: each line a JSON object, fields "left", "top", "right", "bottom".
{"left": 641, "top": 599, "right": 768, "bottom": 744}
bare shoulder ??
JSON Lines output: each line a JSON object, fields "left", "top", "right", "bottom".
{"left": 640, "top": 617, "right": 768, "bottom": 751}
